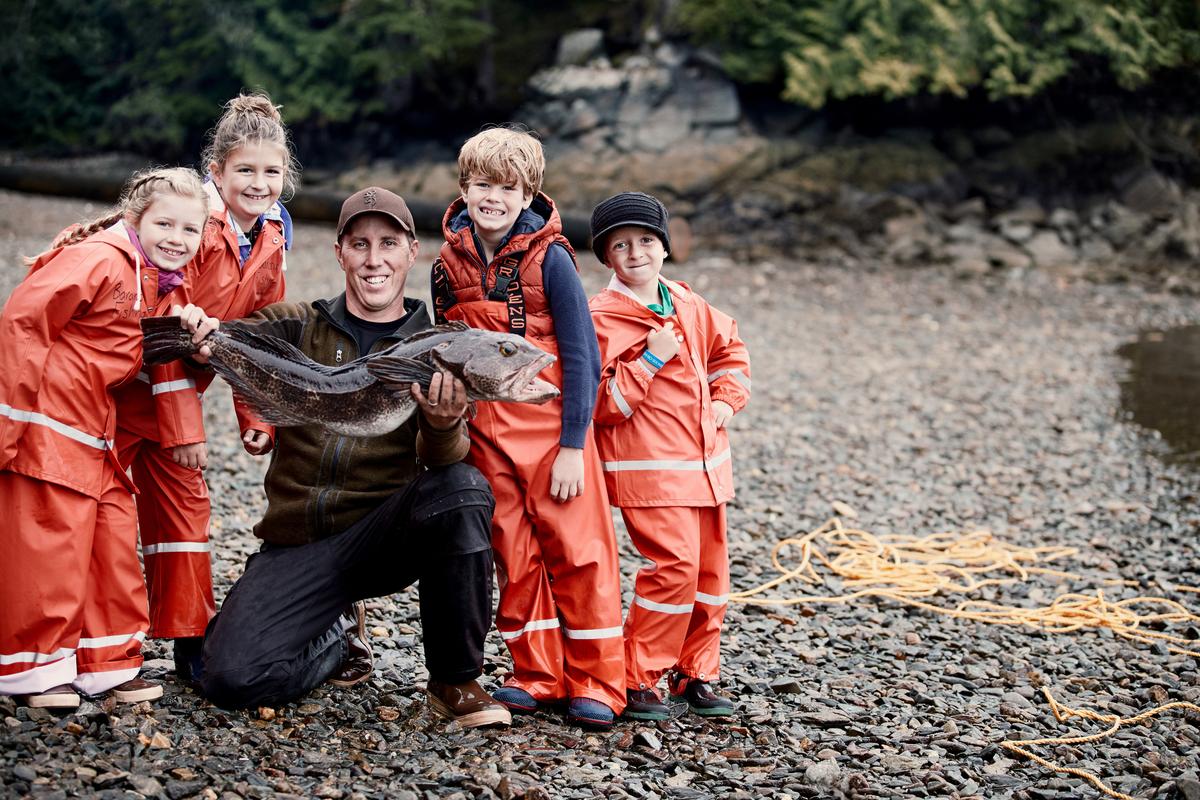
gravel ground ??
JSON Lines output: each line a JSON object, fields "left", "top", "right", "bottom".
{"left": 2, "top": 189, "right": 1200, "bottom": 800}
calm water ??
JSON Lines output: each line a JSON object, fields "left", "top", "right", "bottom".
{"left": 1118, "top": 325, "right": 1200, "bottom": 466}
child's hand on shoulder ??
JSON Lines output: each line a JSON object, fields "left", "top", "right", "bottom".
{"left": 646, "top": 321, "right": 683, "bottom": 363}
{"left": 550, "top": 446, "right": 585, "bottom": 503}
{"left": 713, "top": 400, "right": 734, "bottom": 429}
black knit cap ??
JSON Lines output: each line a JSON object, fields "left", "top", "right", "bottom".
{"left": 589, "top": 191, "right": 671, "bottom": 261}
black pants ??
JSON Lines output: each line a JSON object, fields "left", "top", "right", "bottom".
{"left": 199, "top": 463, "right": 495, "bottom": 709}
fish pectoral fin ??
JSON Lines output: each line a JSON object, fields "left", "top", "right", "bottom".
{"left": 364, "top": 355, "right": 437, "bottom": 392}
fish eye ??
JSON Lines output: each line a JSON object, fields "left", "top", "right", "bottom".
{"left": 499, "top": 342, "right": 518, "bottom": 357}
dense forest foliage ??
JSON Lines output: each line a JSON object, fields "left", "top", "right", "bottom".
{"left": 681, "top": 0, "right": 1200, "bottom": 108}
{"left": 2, "top": 0, "right": 1197, "bottom": 162}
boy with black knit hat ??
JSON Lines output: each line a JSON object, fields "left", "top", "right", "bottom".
{"left": 588, "top": 191, "right": 752, "bottom": 720}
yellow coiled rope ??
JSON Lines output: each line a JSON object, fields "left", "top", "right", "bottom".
{"left": 730, "top": 516, "right": 1200, "bottom": 656}
{"left": 731, "top": 515, "right": 1200, "bottom": 798}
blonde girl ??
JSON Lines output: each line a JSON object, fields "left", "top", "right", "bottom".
{"left": 0, "top": 168, "right": 217, "bottom": 708}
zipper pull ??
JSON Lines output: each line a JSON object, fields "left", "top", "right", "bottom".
{"left": 336, "top": 347, "right": 343, "bottom": 364}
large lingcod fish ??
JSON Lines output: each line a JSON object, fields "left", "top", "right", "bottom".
{"left": 140, "top": 317, "right": 559, "bottom": 436}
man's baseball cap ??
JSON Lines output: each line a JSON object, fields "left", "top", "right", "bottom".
{"left": 336, "top": 186, "right": 416, "bottom": 238}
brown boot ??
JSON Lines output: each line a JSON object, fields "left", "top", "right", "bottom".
{"left": 328, "top": 601, "right": 373, "bottom": 688}
{"left": 426, "top": 679, "right": 512, "bottom": 728}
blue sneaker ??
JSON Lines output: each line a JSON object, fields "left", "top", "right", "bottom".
{"left": 492, "top": 686, "right": 538, "bottom": 713}
{"left": 567, "top": 697, "right": 615, "bottom": 728}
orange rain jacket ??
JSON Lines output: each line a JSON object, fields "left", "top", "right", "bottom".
{"left": 0, "top": 226, "right": 176, "bottom": 497}
{"left": 589, "top": 277, "right": 751, "bottom": 507}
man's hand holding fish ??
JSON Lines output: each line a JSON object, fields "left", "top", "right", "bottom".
{"left": 411, "top": 371, "right": 469, "bottom": 430}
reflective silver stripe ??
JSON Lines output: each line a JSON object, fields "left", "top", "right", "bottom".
{"left": 77, "top": 631, "right": 146, "bottom": 650}
{"left": 498, "top": 618, "right": 560, "bottom": 641}
{"left": 563, "top": 625, "right": 623, "bottom": 640}
{"left": 151, "top": 378, "right": 197, "bottom": 396}
{"left": 143, "top": 542, "right": 211, "bottom": 556}
{"left": 136, "top": 372, "right": 151, "bottom": 384}
{"left": 0, "top": 404, "right": 111, "bottom": 450}
{"left": 706, "top": 448, "right": 732, "bottom": 469}
{"left": 695, "top": 592, "right": 729, "bottom": 606}
{"left": 708, "top": 367, "right": 751, "bottom": 391}
{"left": 634, "top": 595, "right": 694, "bottom": 614}
{"left": 0, "top": 646, "right": 74, "bottom": 666}
{"left": 602, "top": 447, "right": 732, "bottom": 473}
{"left": 610, "top": 378, "right": 633, "bottom": 419}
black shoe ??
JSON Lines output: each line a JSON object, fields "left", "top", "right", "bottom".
{"left": 174, "top": 637, "right": 205, "bottom": 684}
{"left": 624, "top": 688, "right": 670, "bottom": 721}
{"left": 328, "top": 602, "right": 373, "bottom": 688}
{"left": 669, "top": 673, "right": 735, "bottom": 717}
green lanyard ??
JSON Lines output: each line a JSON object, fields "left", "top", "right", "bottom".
{"left": 646, "top": 281, "right": 674, "bottom": 317}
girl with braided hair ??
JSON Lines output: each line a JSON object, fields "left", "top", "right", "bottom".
{"left": 0, "top": 168, "right": 218, "bottom": 709}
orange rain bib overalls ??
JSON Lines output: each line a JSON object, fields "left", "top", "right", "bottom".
{"left": 434, "top": 195, "right": 625, "bottom": 712}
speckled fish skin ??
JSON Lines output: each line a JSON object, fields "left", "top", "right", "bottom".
{"left": 140, "top": 318, "right": 559, "bottom": 437}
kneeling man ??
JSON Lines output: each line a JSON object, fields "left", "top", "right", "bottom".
{"left": 193, "top": 187, "right": 509, "bottom": 728}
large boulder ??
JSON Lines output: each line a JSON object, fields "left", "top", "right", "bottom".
{"left": 1116, "top": 166, "right": 1182, "bottom": 216}
{"left": 522, "top": 33, "right": 742, "bottom": 157}
{"left": 1023, "top": 230, "right": 1076, "bottom": 267}
{"left": 555, "top": 29, "right": 604, "bottom": 67}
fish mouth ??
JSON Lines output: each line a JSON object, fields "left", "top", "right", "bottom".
{"left": 510, "top": 352, "right": 559, "bottom": 403}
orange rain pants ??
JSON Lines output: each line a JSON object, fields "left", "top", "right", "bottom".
{"left": 114, "top": 428, "right": 215, "bottom": 638}
{"left": 620, "top": 504, "right": 729, "bottom": 690}
{"left": 0, "top": 467, "right": 147, "bottom": 696}
{"left": 450, "top": 302, "right": 626, "bottom": 713}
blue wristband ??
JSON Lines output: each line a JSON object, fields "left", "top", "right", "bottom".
{"left": 642, "top": 350, "right": 665, "bottom": 369}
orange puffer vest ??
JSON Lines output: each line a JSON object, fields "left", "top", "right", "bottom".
{"left": 433, "top": 193, "right": 574, "bottom": 338}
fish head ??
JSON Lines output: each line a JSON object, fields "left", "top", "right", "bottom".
{"left": 429, "top": 331, "right": 560, "bottom": 404}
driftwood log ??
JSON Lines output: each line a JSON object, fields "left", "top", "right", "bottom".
{"left": 0, "top": 163, "right": 600, "bottom": 253}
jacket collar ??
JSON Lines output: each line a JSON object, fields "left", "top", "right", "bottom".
{"left": 313, "top": 293, "right": 431, "bottom": 341}
{"left": 106, "top": 221, "right": 152, "bottom": 312}
{"left": 605, "top": 274, "right": 686, "bottom": 305}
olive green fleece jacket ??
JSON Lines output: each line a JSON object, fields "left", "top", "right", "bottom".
{"left": 235, "top": 294, "right": 469, "bottom": 546}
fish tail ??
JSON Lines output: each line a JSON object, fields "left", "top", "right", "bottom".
{"left": 140, "top": 316, "right": 198, "bottom": 365}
